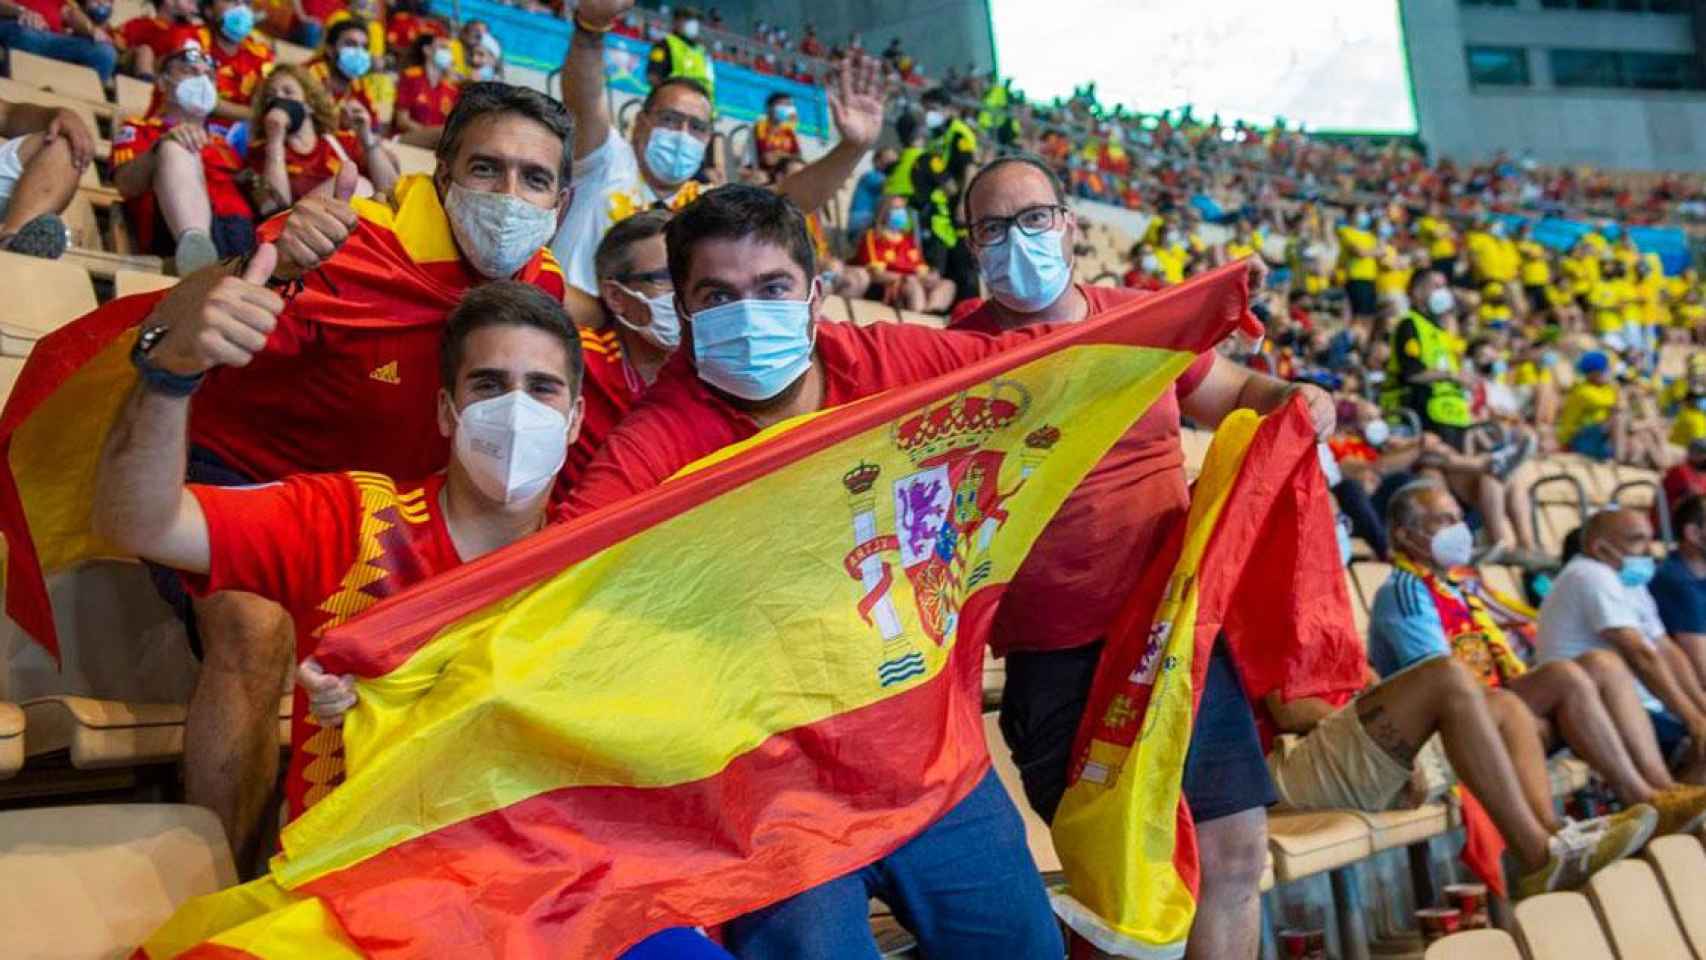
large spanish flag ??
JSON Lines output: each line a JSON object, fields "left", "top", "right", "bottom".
{"left": 1051, "top": 399, "right": 1366, "bottom": 959}
{"left": 0, "top": 174, "right": 562, "bottom": 661}
{"left": 137, "top": 265, "right": 1253, "bottom": 958}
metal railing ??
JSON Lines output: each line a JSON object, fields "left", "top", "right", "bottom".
{"left": 1528, "top": 473, "right": 1590, "bottom": 558}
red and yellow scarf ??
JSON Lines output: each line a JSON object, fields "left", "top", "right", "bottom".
{"left": 1393, "top": 553, "right": 1527, "bottom": 688}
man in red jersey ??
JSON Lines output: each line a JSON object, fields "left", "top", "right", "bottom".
{"left": 115, "top": 82, "right": 575, "bottom": 866}
{"left": 94, "top": 275, "right": 584, "bottom": 825}
{"left": 948, "top": 154, "right": 1334, "bottom": 960}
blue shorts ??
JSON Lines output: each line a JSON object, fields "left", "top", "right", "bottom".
{"left": 1569, "top": 423, "right": 1614, "bottom": 461}
{"left": 1650, "top": 709, "right": 1689, "bottom": 767}
{"left": 998, "top": 638, "right": 1276, "bottom": 825}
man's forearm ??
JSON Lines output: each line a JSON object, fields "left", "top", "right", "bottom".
{"left": 562, "top": 24, "right": 610, "bottom": 160}
{"left": 0, "top": 101, "right": 58, "bottom": 139}
{"left": 91, "top": 383, "right": 193, "bottom": 557}
{"left": 775, "top": 138, "right": 866, "bottom": 219}
{"left": 1626, "top": 643, "right": 1706, "bottom": 729}
{"left": 1232, "top": 368, "right": 1292, "bottom": 415}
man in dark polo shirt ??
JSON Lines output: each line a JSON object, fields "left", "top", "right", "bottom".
{"left": 948, "top": 154, "right": 1334, "bottom": 960}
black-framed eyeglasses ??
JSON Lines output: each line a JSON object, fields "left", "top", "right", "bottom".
{"left": 612, "top": 268, "right": 672, "bottom": 286}
{"left": 649, "top": 108, "right": 713, "bottom": 138}
{"left": 968, "top": 204, "right": 1066, "bottom": 247}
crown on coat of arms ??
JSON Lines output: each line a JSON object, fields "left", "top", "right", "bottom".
{"left": 1025, "top": 425, "right": 1061, "bottom": 450}
{"left": 891, "top": 380, "right": 1030, "bottom": 463}
{"left": 842, "top": 462, "right": 882, "bottom": 494}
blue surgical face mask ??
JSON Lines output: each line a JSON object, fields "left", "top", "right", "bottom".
{"left": 772, "top": 103, "right": 796, "bottom": 123}
{"left": 1618, "top": 554, "right": 1656, "bottom": 588}
{"left": 1694, "top": 397, "right": 1706, "bottom": 412}
{"left": 219, "top": 4, "right": 254, "bottom": 41}
{"left": 644, "top": 127, "right": 707, "bottom": 186}
{"left": 432, "top": 46, "right": 455, "bottom": 72}
{"left": 1541, "top": 349, "right": 1560, "bottom": 368}
{"left": 473, "top": 64, "right": 495, "bottom": 82}
{"left": 977, "top": 225, "right": 1071, "bottom": 313}
{"left": 336, "top": 45, "right": 372, "bottom": 80}
{"left": 690, "top": 289, "right": 817, "bottom": 401}
{"left": 884, "top": 208, "right": 909, "bottom": 232}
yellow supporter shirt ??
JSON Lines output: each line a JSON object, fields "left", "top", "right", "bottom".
{"left": 1154, "top": 245, "right": 1188, "bottom": 285}
{"left": 1417, "top": 216, "right": 1456, "bottom": 260}
{"left": 1337, "top": 225, "right": 1378, "bottom": 281}
{"left": 1592, "top": 281, "right": 1628, "bottom": 334}
{"left": 1558, "top": 381, "right": 1618, "bottom": 445}
{"left": 1514, "top": 361, "right": 1553, "bottom": 388}
{"left": 1225, "top": 230, "right": 1264, "bottom": 262}
{"left": 1519, "top": 241, "right": 1551, "bottom": 287}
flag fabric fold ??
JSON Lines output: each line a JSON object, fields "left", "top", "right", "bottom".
{"left": 1050, "top": 397, "right": 1366, "bottom": 959}
{"left": 0, "top": 174, "right": 562, "bottom": 660}
{"left": 139, "top": 264, "right": 1254, "bottom": 959}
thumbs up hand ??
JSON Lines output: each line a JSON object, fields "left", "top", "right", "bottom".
{"left": 145, "top": 244, "right": 287, "bottom": 376}
{"left": 271, "top": 164, "right": 363, "bottom": 282}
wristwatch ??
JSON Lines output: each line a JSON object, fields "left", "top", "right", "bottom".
{"left": 130, "top": 322, "right": 205, "bottom": 397}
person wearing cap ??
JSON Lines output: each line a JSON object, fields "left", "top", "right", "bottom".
{"left": 466, "top": 31, "right": 502, "bottom": 83}
{"left": 0, "top": 0, "right": 119, "bottom": 83}
{"left": 646, "top": 3, "right": 714, "bottom": 96}
{"left": 1559, "top": 350, "right": 1670, "bottom": 468}
{"left": 111, "top": 32, "right": 256, "bottom": 274}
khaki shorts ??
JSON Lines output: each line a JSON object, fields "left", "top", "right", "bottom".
{"left": 1267, "top": 698, "right": 1452, "bottom": 812}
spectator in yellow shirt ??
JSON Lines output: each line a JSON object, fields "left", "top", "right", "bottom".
{"left": 1416, "top": 202, "right": 1457, "bottom": 276}
{"left": 1559, "top": 351, "right": 1670, "bottom": 467}
{"left": 1337, "top": 206, "right": 1378, "bottom": 317}
{"left": 1466, "top": 216, "right": 1519, "bottom": 286}
{"left": 1517, "top": 224, "right": 1552, "bottom": 311}
{"left": 1479, "top": 281, "right": 1514, "bottom": 331}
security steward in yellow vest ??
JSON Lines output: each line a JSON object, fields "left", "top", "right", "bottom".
{"left": 910, "top": 91, "right": 980, "bottom": 304}
{"left": 647, "top": 6, "right": 716, "bottom": 97}
{"left": 1383, "top": 275, "right": 1474, "bottom": 449}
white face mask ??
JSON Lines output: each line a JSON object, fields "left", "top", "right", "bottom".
{"left": 173, "top": 73, "right": 217, "bottom": 118}
{"left": 453, "top": 390, "right": 569, "bottom": 504}
{"left": 1428, "top": 521, "right": 1474, "bottom": 569}
{"left": 613, "top": 284, "right": 681, "bottom": 351}
{"left": 1426, "top": 287, "right": 1455, "bottom": 317}
{"left": 443, "top": 182, "right": 558, "bottom": 279}
{"left": 1363, "top": 418, "right": 1391, "bottom": 448}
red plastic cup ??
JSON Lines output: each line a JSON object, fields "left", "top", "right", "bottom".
{"left": 1277, "top": 927, "right": 1327, "bottom": 959}
{"left": 1444, "top": 883, "right": 1489, "bottom": 929}
{"left": 1416, "top": 906, "right": 1464, "bottom": 943}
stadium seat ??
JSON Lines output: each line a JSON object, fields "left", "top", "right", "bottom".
{"left": 392, "top": 142, "right": 438, "bottom": 176}
{"left": 21, "top": 695, "right": 290, "bottom": 770}
{"left": 5, "top": 50, "right": 108, "bottom": 109}
{"left": 0, "top": 251, "right": 96, "bottom": 349}
{"left": 1179, "top": 428, "right": 1212, "bottom": 476}
{"left": 1266, "top": 810, "right": 1374, "bottom": 883}
{"left": 848, "top": 297, "right": 898, "bottom": 326}
{"left": 818, "top": 295, "right": 853, "bottom": 324}
{"left": 115, "top": 74, "right": 152, "bottom": 120}
{"left": 1583, "top": 859, "right": 1693, "bottom": 960}
{"left": 1643, "top": 834, "right": 1706, "bottom": 956}
{"left": 274, "top": 40, "right": 315, "bottom": 65}
{"left": 1477, "top": 565, "right": 1523, "bottom": 604}
{"left": 0, "top": 702, "right": 22, "bottom": 779}
{"left": 982, "top": 711, "right": 1060, "bottom": 874}
{"left": 0, "top": 78, "right": 105, "bottom": 153}
{"left": 1348, "top": 561, "right": 1392, "bottom": 612}
{"left": 1513, "top": 891, "right": 1617, "bottom": 960}
{"left": 981, "top": 647, "right": 1003, "bottom": 710}
{"left": 1346, "top": 568, "right": 1371, "bottom": 638}
{"left": 1346, "top": 803, "right": 1449, "bottom": 852}
{"left": 0, "top": 803, "right": 236, "bottom": 959}
{"left": 896, "top": 309, "right": 945, "bottom": 328}
{"left": 0, "top": 355, "right": 24, "bottom": 403}
{"left": 114, "top": 269, "right": 178, "bottom": 299}
{"left": 1422, "top": 928, "right": 1522, "bottom": 960}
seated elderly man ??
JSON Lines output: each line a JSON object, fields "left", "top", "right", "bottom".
{"left": 1260, "top": 656, "right": 1655, "bottom": 897}
{"left": 1371, "top": 482, "right": 1706, "bottom": 834}
{"left": 1539, "top": 507, "right": 1706, "bottom": 784}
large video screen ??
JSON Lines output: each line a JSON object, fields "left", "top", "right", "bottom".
{"left": 987, "top": 0, "right": 1417, "bottom": 134}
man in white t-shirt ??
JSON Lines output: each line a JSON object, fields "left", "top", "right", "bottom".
{"left": 552, "top": 0, "right": 885, "bottom": 295}
{"left": 1539, "top": 508, "right": 1706, "bottom": 780}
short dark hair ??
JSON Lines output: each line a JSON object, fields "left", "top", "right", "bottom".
{"left": 1408, "top": 268, "right": 1442, "bottom": 296}
{"left": 1676, "top": 495, "right": 1705, "bottom": 540}
{"left": 962, "top": 152, "right": 1066, "bottom": 221}
{"left": 594, "top": 208, "right": 671, "bottom": 283}
{"left": 439, "top": 281, "right": 583, "bottom": 393}
{"left": 323, "top": 15, "right": 368, "bottom": 49}
{"left": 921, "top": 87, "right": 950, "bottom": 107}
{"left": 764, "top": 91, "right": 792, "bottom": 109}
{"left": 436, "top": 82, "right": 574, "bottom": 190}
{"left": 642, "top": 76, "right": 711, "bottom": 114}
{"left": 665, "top": 184, "right": 816, "bottom": 294}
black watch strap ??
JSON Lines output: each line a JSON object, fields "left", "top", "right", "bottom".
{"left": 130, "top": 336, "right": 205, "bottom": 397}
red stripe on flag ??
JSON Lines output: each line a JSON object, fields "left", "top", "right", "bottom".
{"left": 302, "top": 607, "right": 996, "bottom": 959}
{"left": 315, "top": 263, "right": 1251, "bottom": 678}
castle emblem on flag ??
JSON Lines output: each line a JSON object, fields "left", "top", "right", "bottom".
{"left": 840, "top": 380, "right": 1063, "bottom": 686}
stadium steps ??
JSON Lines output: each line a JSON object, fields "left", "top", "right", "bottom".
{"left": 0, "top": 803, "right": 236, "bottom": 958}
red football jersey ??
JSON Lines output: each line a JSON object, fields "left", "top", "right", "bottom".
{"left": 395, "top": 65, "right": 461, "bottom": 127}
{"left": 110, "top": 116, "right": 253, "bottom": 255}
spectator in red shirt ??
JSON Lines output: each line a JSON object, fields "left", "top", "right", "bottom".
{"left": 248, "top": 63, "right": 397, "bottom": 214}
{"left": 200, "top": 0, "right": 273, "bottom": 120}
{"left": 753, "top": 91, "right": 801, "bottom": 174}
{"left": 395, "top": 31, "right": 462, "bottom": 147}
{"left": 384, "top": 0, "right": 445, "bottom": 58}
{"left": 111, "top": 34, "right": 257, "bottom": 273}
{"left": 562, "top": 180, "right": 1064, "bottom": 960}
{"left": 117, "top": 0, "right": 199, "bottom": 78}
{"left": 304, "top": 16, "right": 387, "bottom": 135}
{"left": 949, "top": 154, "right": 1333, "bottom": 960}
{"left": 797, "top": 22, "right": 822, "bottom": 57}
{"left": 94, "top": 277, "right": 586, "bottom": 824}
{"left": 0, "top": 96, "right": 96, "bottom": 259}
{"left": 1663, "top": 439, "right": 1706, "bottom": 529}
{"left": 850, "top": 194, "right": 955, "bottom": 313}
{"left": 98, "top": 83, "right": 576, "bottom": 863}
{"left": 0, "top": 0, "right": 120, "bottom": 82}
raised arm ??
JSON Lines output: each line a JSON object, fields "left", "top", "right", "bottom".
{"left": 91, "top": 246, "right": 286, "bottom": 574}
{"left": 774, "top": 54, "right": 882, "bottom": 217}
{"left": 560, "top": 0, "right": 632, "bottom": 161}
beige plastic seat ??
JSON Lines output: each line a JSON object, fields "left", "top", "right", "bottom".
{"left": 847, "top": 297, "right": 898, "bottom": 326}
{"left": 22, "top": 695, "right": 289, "bottom": 769}
{"left": 1266, "top": 810, "right": 1373, "bottom": 883}
{"left": 0, "top": 78, "right": 103, "bottom": 151}
{"left": 274, "top": 40, "right": 315, "bottom": 65}
{"left": 1514, "top": 891, "right": 1617, "bottom": 960}
{"left": 1179, "top": 429, "right": 1212, "bottom": 480}
{"left": 1422, "top": 928, "right": 1522, "bottom": 959}
{"left": 818, "top": 295, "right": 853, "bottom": 324}
{"left": 982, "top": 711, "right": 1059, "bottom": 873}
{"left": 115, "top": 74, "right": 153, "bottom": 119}
{"left": 0, "top": 702, "right": 22, "bottom": 779}
{"left": 981, "top": 647, "right": 1004, "bottom": 710}
{"left": 1477, "top": 564, "right": 1522, "bottom": 601}
{"left": 0, "top": 355, "right": 24, "bottom": 404}
{"left": 896, "top": 308, "right": 945, "bottom": 329}
{"left": 1584, "top": 859, "right": 1693, "bottom": 960}
{"left": 0, "top": 804, "right": 236, "bottom": 959}
{"left": 1644, "top": 834, "right": 1706, "bottom": 956}
{"left": 1346, "top": 568, "right": 1371, "bottom": 638}
{"left": 114, "top": 269, "right": 178, "bottom": 299}
{"left": 6, "top": 49, "right": 107, "bottom": 107}
{"left": 1548, "top": 755, "right": 1592, "bottom": 796}
{"left": 391, "top": 142, "right": 437, "bottom": 176}
{"left": 0, "top": 250, "right": 96, "bottom": 351}
{"left": 1348, "top": 561, "right": 1393, "bottom": 612}
{"left": 1348, "top": 803, "right": 1449, "bottom": 852}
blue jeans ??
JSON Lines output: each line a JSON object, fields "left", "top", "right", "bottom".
{"left": 0, "top": 22, "right": 117, "bottom": 83}
{"left": 722, "top": 769, "right": 1062, "bottom": 959}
